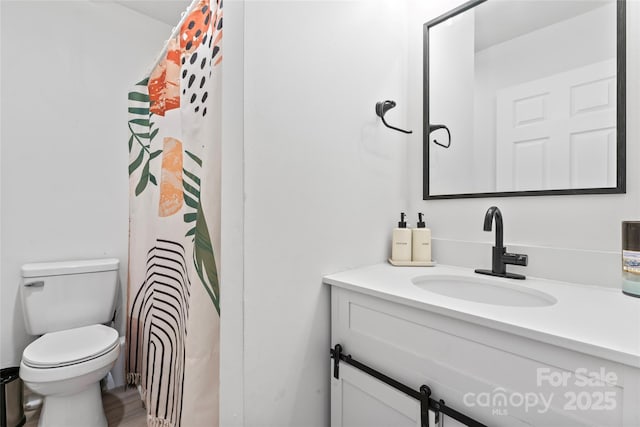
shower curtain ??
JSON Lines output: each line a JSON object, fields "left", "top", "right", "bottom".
{"left": 125, "top": 0, "right": 222, "bottom": 425}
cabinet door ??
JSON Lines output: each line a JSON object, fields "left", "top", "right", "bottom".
{"left": 332, "top": 287, "right": 633, "bottom": 426}
{"left": 330, "top": 362, "right": 439, "bottom": 427}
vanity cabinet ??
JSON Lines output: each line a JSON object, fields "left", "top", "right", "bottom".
{"left": 329, "top": 285, "right": 640, "bottom": 427}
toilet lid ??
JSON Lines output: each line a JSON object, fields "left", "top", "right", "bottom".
{"left": 23, "top": 324, "right": 119, "bottom": 368}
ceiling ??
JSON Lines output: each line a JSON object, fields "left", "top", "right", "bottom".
{"left": 475, "top": 0, "right": 612, "bottom": 52}
{"left": 113, "top": 0, "right": 191, "bottom": 25}
{"left": 113, "top": 1, "right": 612, "bottom": 52}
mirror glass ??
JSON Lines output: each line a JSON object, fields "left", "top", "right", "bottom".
{"left": 424, "top": 0, "right": 625, "bottom": 199}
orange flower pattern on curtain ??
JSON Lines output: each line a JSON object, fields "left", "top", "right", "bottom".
{"left": 149, "top": 39, "right": 181, "bottom": 116}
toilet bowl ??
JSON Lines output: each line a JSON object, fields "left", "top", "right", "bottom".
{"left": 20, "top": 324, "right": 120, "bottom": 427}
{"left": 18, "top": 258, "right": 121, "bottom": 427}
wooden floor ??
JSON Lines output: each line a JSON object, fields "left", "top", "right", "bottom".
{"left": 25, "top": 386, "right": 147, "bottom": 427}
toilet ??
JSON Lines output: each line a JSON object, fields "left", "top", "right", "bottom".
{"left": 19, "top": 259, "right": 121, "bottom": 427}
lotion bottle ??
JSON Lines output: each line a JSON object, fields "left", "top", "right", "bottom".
{"left": 412, "top": 213, "right": 432, "bottom": 262}
{"left": 391, "top": 213, "right": 412, "bottom": 262}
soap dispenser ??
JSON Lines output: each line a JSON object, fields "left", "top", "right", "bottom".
{"left": 391, "top": 213, "right": 412, "bottom": 262}
{"left": 412, "top": 213, "right": 432, "bottom": 262}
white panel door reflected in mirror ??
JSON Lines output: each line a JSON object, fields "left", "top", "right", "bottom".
{"left": 424, "top": 0, "right": 625, "bottom": 199}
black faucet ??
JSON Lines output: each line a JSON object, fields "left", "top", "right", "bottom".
{"left": 475, "top": 206, "right": 528, "bottom": 280}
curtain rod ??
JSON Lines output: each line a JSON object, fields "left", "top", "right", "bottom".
{"left": 145, "top": 0, "right": 201, "bottom": 76}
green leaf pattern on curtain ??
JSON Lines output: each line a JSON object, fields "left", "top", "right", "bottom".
{"left": 194, "top": 203, "right": 220, "bottom": 314}
{"left": 182, "top": 149, "right": 219, "bottom": 313}
{"left": 128, "top": 78, "right": 160, "bottom": 196}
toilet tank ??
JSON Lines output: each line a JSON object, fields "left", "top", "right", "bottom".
{"left": 21, "top": 258, "right": 120, "bottom": 335}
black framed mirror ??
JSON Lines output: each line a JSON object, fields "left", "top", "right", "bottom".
{"left": 423, "top": 0, "right": 626, "bottom": 199}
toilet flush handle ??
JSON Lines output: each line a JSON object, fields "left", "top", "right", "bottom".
{"left": 24, "top": 280, "right": 44, "bottom": 288}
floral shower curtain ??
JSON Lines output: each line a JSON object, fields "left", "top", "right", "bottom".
{"left": 125, "top": 0, "right": 222, "bottom": 425}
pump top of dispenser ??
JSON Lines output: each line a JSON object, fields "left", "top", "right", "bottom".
{"left": 398, "top": 213, "right": 407, "bottom": 228}
{"left": 417, "top": 213, "right": 426, "bottom": 228}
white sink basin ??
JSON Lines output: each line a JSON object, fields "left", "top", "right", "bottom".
{"left": 411, "top": 274, "right": 557, "bottom": 307}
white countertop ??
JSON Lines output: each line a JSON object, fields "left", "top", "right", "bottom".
{"left": 323, "top": 263, "right": 640, "bottom": 368}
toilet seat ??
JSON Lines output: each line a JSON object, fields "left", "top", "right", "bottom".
{"left": 20, "top": 342, "right": 120, "bottom": 385}
{"left": 22, "top": 324, "right": 119, "bottom": 368}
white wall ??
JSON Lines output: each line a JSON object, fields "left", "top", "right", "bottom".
{"left": 219, "top": 0, "right": 245, "bottom": 425}
{"left": 240, "top": 1, "right": 409, "bottom": 425}
{"left": 0, "top": 1, "right": 172, "bottom": 368}
{"left": 408, "top": 0, "right": 640, "bottom": 288}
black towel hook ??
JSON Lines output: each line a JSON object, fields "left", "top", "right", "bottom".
{"left": 428, "top": 124, "right": 451, "bottom": 148}
{"left": 375, "top": 100, "right": 412, "bottom": 134}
